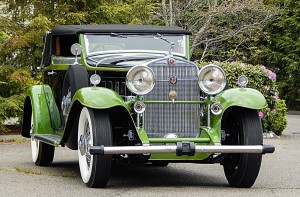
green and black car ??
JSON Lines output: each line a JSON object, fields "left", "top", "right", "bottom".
{"left": 22, "top": 25, "right": 274, "bottom": 188}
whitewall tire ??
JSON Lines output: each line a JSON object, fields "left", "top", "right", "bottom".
{"left": 78, "top": 107, "right": 112, "bottom": 188}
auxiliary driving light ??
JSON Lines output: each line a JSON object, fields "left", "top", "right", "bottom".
{"left": 134, "top": 101, "right": 146, "bottom": 113}
{"left": 211, "top": 102, "right": 222, "bottom": 115}
{"left": 237, "top": 75, "right": 248, "bottom": 88}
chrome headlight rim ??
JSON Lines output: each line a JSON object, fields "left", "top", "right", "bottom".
{"left": 126, "top": 65, "right": 155, "bottom": 95}
{"left": 198, "top": 64, "right": 227, "bottom": 95}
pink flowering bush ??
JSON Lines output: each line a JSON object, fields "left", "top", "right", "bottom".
{"left": 198, "top": 61, "right": 287, "bottom": 135}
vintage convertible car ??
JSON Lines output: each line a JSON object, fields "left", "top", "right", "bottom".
{"left": 22, "top": 24, "right": 274, "bottom": 188}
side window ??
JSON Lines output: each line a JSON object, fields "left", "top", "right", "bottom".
{"left": 52, "top": 35, "right": 79, "bottom": 65}
{"left": 55, "top": 35, "right": 79, "bottom": 56}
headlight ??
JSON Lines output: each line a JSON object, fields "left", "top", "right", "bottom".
{"left": 198, "top": 64, "right": 226, "bottom": 95}
{"left": 126, "top": 65, "right": 155, "bottom": 95}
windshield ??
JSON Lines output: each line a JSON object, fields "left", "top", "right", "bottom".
{"left": 84, "top": 34, "right": 186, "bottom": 56}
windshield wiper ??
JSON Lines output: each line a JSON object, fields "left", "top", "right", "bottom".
{"left": 154, "top": 33, "right": 174, "bottom": 56}
{"left": 110, "top": 33, "right": 127, "bottom": 38}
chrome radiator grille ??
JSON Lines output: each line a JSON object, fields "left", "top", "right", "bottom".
{"left": 144, "top": 60, "right": 201, "bottom": 138}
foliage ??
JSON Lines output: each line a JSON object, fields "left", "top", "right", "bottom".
{"left": 257, "top": 0, "right": 300, "bottom": 109}
{"left": 0, "top": 0, "right": 157, "bottom": 67}
{"left": 0, "top": 66, "right": 39, "bottom": 134}
{"left": 156, "top": 0, "right": 277, "bottom": 60}
{"left": 0, "top": 14, "right": 52, "bottom": 67}
{"left": 261, "top": 99, "right": 287, "bottom": 135}
{"left": 199, "top": 61, "right": 287, "bottom": 135}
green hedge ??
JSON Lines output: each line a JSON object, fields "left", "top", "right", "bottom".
{"left": 199, "top": 61, "right": 287, "bottom": 135}
{"left": 0, "top": 66, "right": 40, "bottom": 134}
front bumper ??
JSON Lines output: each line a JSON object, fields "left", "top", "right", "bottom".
{"left": 89, "top": 142, "right": 275, "bottom": 156}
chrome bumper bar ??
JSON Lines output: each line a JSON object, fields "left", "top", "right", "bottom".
{"left": 89, "top": 143, "right": 275, "bottom": 156}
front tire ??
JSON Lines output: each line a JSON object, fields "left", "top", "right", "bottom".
{"left": 78, "top": 107, "right": 112, "bottom": 188}
{"left": 222, "top": 108, "right": 263, "bottom": 188}
{"left": 30, "top": 115, "right": 55, "bottom": 166}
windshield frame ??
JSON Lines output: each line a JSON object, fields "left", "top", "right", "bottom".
{"left": 83, "top": 33, "right": 187, "bottom": 57}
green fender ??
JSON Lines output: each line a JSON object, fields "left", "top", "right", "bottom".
{"left": 62, "top": 87, "right": 131, "bottom": 149}
{"left": 25, "top": 85, "right": 61, "bottom": 135}
{"left": 211, "top": 88, "right": 267, "bottom": 137}
{"left": 71, "top": 87, "right": 130, "bottom": 110}
{"left": 214, "top": 88, "right": 267, "bottom": 110}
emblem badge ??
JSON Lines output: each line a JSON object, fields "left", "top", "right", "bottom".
{"left": 169, "top": 76, "right": 177, "bottom": 85}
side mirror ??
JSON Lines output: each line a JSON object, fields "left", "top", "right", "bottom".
{"left": 70, "top": 43, "right": 82, "bottom": 64}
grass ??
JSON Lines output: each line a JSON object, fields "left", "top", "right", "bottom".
{"left": 15, "top": 167, "right": 42, "bottom": 175}
{"left": 61, "top": 172, "right": 76, "bottom": 178}
{"left": 0, "top": 138, "right": 27, "bottom": 143}
{"left": 0, "top": 167, "right": 76, "bottom": 178}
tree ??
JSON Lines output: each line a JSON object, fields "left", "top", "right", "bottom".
{"left": 0, "top": 66, "right": 39, "bottom": 133}
{"left": 258, "top": 0, "right": 300, "bottom": 109}
{"left": 0, "top": 0, "right": 156, "bottom": 67}
{"left": 156, "top": 0, "right": 277, "bottom": 60}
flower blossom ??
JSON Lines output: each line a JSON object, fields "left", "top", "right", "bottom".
{"left": 268, "top": 70, "right": 276, "bottom": 79}
{"left": 240, "top": 63, "right": 246, "bottom": 68}
{"left": 273, "top": 95, "right": 279, "bottom": 102}
{"left": 263, "top": 85, "right": 270, "bottom": 91}
{"left": 230, "top": 61, "right": 236, "bottom": 65}
{"left": 258, "top": 111, "right": 264, "bottom": 119}
{"left": 271, "top": 108, "right": 277, "bottom": 114}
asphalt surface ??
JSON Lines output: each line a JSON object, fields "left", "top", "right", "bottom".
{"left": 0, "top": 115, "right": 299, "bottom": 197}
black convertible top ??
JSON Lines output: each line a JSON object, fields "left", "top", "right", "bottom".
{"left": 51, "top": 24, "right": 191, "bottom": 35}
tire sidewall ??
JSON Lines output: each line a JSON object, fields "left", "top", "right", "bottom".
{"left": 78, "top": 107, "right": 94, "bottom": 183}
{"left": 31, "top": 138, "right": 39, "bottom": 163}
{"left": 30, "top": 114, "right": 39, "bottom": 163}
{"left": 78, "top": 107, "right": 112, "bottom": 187}
{"left": 223, "top": 108, "right": 263, "bottom": 187}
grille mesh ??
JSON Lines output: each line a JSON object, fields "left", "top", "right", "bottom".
{"left": 144, "top": 60, "right": 201, "bottom": 138}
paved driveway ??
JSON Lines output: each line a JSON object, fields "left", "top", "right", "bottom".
{"left": 0, "top": 115, "right": 299, "bottom": 197}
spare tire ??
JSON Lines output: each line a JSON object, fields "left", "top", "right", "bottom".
{"left": 61, "top": 65, "right": 89, "bottom": 122}
{"left": 62, "top": 64, "right": 89, "bottom": 98}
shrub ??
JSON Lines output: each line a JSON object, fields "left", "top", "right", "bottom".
{"left": 199, "top": 61, "right": 287, "bottom": 135}
{"left": 0, "top": 66, "right": 40, "bottom": 134}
